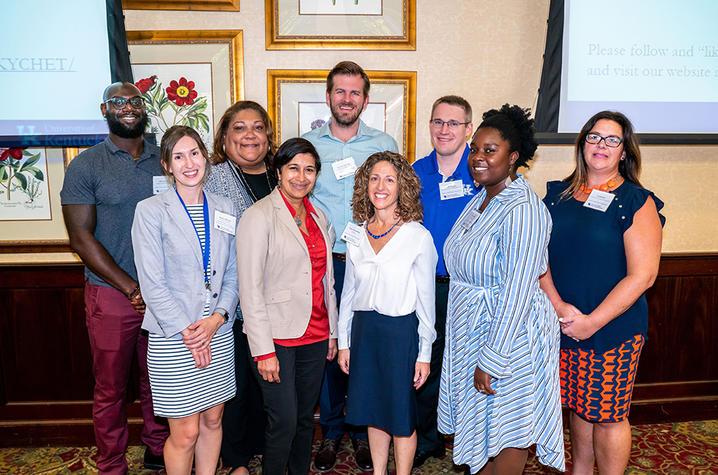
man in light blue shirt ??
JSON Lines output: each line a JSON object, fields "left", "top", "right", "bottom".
{"left": 303, "top": 61, "right": 397, "bottom": 472}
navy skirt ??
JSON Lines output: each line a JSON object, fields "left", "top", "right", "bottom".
{"left": 345, "top": 310, "right": 419, "bottom": 436}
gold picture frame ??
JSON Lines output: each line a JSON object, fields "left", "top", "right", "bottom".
{"left": 265, "top": 0, "right": 416, "bottom": 50}
{"left": 127, "top": 30, "right": 244, "bottom": 149}
{"left": 267, "top": 69, "right": 416, "bottom": 161}
{"left": 122, "top": 0, "right": 240, "bottom": 11}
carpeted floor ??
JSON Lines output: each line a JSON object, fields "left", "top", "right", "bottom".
{"left": 1, "top": 420, "right": 716, "bottom": 474}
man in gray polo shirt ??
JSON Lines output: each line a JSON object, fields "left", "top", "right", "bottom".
{"left": 60, "top": 82, "right": 168, "bottom": 474}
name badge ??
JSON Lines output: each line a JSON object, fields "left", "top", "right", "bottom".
{"left": 332, "top": 157, "right": 358, "bottom": 180}
{"left": 583, "top": 189, "right": 614, "bottom": 212}
{"left": 460, "top": 209, "right": 480, "bottom": 230}
{"left": 153, "top": 176, "right": 170, "bottom": 195}
{"left": 341, "top": 222, "right": 364, "bottom": 247}
{"left": 439, "top": 180, "right": 465, "bottom": 200}
{"left": 214, "top": 210, "right": 237, "bottom": 235}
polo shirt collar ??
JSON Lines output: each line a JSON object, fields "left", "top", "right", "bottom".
{"left": 104, "top": 136, "right": 156, "bottom": 161}
{"left": 429, "top": 144, "right": 471, "bottom": 179}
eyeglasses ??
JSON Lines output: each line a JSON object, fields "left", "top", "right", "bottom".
{"left": 585, "top": 133, "right": 623, "bottom": 148}
{"left": 430, "top": 118, "right": 470, "bottom": 130}
{"left": 104, "top": 96, "right": 145, "bottom": 109}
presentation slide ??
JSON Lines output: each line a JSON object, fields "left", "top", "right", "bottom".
{"left": 559, "top": 0, "right": 718, "bottom": 133}
{"left": 1, "top": 0, "right": 112, "bottom": 141}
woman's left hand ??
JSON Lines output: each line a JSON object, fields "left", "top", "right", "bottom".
{"left": 413, "top": 362, "right": 430, "bottom": 389}
{"left": 182, "top": 313, "right": 223, "bottom": 350}
{"left": 473, "top": 367, "right": 495, "bottom": 395}
{"left": 559, "top": 313, "right": 598, "bottom": 341}
{"left": 326, "top": 338, "right": 337, "bottom": 361}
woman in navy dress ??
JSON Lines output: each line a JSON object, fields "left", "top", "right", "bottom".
{"left": 540, "top": 111, "right": 664, "bottom": 474}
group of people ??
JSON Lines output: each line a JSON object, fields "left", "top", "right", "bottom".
{"left": 61, "top": 60, "right": 664, "bottom": 475}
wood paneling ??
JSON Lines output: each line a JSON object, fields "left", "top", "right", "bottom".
{"left": 0, "top": 255, "right": 716, "bottom": 446}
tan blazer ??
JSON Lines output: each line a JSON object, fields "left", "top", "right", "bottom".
{"left": 237, "top": 188, "right": 338, "bottom": 357}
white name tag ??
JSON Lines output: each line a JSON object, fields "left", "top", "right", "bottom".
{"left": 583, "top": 189, "right": 615, "bottom": 212}
{"left": 332, "top": 157, "right": 358, "bottom": 180}
{"left": 341, "top": 222, "right": 364, "bottom": 247}
{"left": 153, "top": 176, "right": 171, "bottom": 195}
{"left": 460, "top": 209, "right": 481, "bottom": 230}
{"left": 439, "top": 180, "right": 465, "bottom": 200}
{"left": 214, "top": 210, "right": 237, "bottom": 235}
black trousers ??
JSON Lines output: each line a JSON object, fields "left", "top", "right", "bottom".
{"left": 415, "top": 279, "right": 449, "bottom": 452}
{"left": 252, "top": 339, "right": 328, "bottom": 475}
{"left": 220, "top": 320, "right": 266, "bottom": 468}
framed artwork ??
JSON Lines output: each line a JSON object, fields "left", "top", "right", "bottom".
{"left": 127, "top": 30, "right": 244, "bottom": 150}
{"left": 265, "top": 0, "right": 416, "bottom": 50}
{"left": 0, "top": 147, "right": 75, "bottom": 257}
{"left": 267, "top": 69, "right": 416, "bottom": 161}
{"left": 122, "top": 0, "right": 240, "bottom": 11}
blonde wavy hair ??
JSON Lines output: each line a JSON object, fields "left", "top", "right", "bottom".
{"left": 352, "top": 151, "right": 423, "bottom": 223}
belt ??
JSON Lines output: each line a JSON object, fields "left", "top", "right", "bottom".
{"left": 436, "top": 275, "right": 450, "bottom": 283}
{"left": 332, "top": 252, "right": 346, "bottom": 262}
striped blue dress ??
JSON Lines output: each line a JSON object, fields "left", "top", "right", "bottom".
{"left": 147, "top": 203, "right": 236, "bottom": 418}
{"left": 438, "top": 177, "right": 565, "bottom": 473}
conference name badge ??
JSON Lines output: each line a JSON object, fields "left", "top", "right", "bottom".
{"left": 583, "top": 189, "right": 614, "bottom": 212}
{"left": 214, "top": 210, "right": 237, "bottom": 235}
{"left": 341, "top": 222, "right": 364, "bottom": 247}
{"left": 153, "top": 176, "right": 171, "bottom": 195}
{"left": 439, "top": 180, "right": 465, "bottom": 200}
{"left": 460, "top": 209, "right": 481, "bottom": 231}
{"left": 332, "top": 157, "right": 358, "bottom": 180}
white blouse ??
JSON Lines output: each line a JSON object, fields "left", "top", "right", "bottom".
{"left": 338, "top": 221, "right": 438, "bottom": 362}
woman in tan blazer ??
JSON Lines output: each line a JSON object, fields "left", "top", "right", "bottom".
{"left": 237, "top": 137, "right": 338, "bottom": 475}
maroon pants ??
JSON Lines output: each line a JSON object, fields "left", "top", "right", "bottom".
{"left": 84, "top": 283, "right": 168, "bottom": 474}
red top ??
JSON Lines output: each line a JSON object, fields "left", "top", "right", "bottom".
{"left": 255, "top": 191, "right": 329, "bottom": 361}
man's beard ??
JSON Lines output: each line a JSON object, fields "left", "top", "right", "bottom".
{"left": 106, "top": 111, "right": 149, "bottom": 138}
{"left": 330, "top": 99, "right": 362, "bottom": 127}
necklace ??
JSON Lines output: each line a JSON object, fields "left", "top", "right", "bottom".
{"left": 366, "top": 219, "right": 400, "bottom": 239}
{"left": 579, "top": 175, "right": 622, "bottom": 194}
{"left": 230, "top": 163, "right": 272, "bottom": 202}
{"left": 294, "top": 206, "right": 305, "bottom": 227}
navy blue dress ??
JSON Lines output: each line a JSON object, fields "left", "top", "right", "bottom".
{"left": 543, "top": 180, "right": 665, "bottom": 352}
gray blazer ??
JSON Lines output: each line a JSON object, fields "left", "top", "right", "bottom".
{"left": 238, "top": 188, "right": 338, "bottom": 357}
{"left": 132, "top": 189, "right": 239, "bottom": 339}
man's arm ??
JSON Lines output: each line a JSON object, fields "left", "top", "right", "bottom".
{"left": 63, "top": 204, "right": 139, "bottom": 298}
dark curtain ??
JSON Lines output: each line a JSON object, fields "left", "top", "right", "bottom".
{"left": 107, "top": 0, "right": 133, "bottom": 83}
{"left": 534, "top": 0, "right": 563, "bottom": 133}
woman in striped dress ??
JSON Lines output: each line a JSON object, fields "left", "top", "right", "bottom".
{"left": 438, "top": 105, "right": 565, "bottom": 474}
{"left": 132, "top": 125, "right": 239, "bottom": 475}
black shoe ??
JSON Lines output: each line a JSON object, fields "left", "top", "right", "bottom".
{"left": 143, "top": 447, "right": 165, "bottom": 470}
{"left": 413, "top": 446, "right": 446, "bottom": 468}
{"left": 314, "top": 438, "right": 340, "bottom": 471}
{"left": 352, "top": 438, "right": 373, "bottom": 471}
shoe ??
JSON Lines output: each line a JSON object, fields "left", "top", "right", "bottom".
{"left": 413, "top": 445, "right": 446, "bottom": 468}
{"left": 352, "top": 438, "right": 373, "bottom": 471}
{"left": 314, "top": 438, "right": 340, "bottom": 471}
{"left": 143, "top": 447, "right": 165, "bottom": 470}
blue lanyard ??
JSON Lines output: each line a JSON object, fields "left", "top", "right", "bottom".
{"left": 176, "top": 190, "right": 211, "bottom": 290}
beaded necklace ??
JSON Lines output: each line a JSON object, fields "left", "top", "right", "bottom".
{"left": 366, "top": 220, "right": 401, "bottom": 239}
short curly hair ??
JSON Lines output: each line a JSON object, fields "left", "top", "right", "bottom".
{"left": 477, "top": 104, "right": 537, "bottom": 169}
{"left": 352, "top": 151, "right": 423, "bottom": 223}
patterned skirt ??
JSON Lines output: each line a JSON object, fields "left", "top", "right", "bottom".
{"left": 560, "top": 334, "right": 644, "bottom": 423}
{"left": 148, "top": 330, "right": 236, "bottom": 418}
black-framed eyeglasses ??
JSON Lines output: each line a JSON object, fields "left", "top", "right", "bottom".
{"left": 430, "top": 118, "right": 470, "bottom": 130}
{"left": 585, "top": 133, "right": 623, "bottom": 148}
{"left": 104, "top": 96, "right": 145, "bottom": 109}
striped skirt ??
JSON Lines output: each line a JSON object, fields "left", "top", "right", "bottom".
{"left": 148, "top": 330, "right": 236, "bottom": 418}
{"left": 560, "top": 334, "right": 644, "bottom": 423}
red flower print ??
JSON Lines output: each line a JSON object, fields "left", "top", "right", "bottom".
{"left": 0, "top": 148, "right": 23, "bottom": 162}
{"left": 166, "top": 77, "right": 198, "bottom": 106}
{"left": 135, "top": 75, "right": 157, "bottom": 94}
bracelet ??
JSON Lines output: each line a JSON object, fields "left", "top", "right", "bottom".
{"left": 127, "top": 285, "right": 141, "bottom": 300}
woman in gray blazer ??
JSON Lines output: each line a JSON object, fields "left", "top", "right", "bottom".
{"left": 132, "top": 126, "right": 238, "bottom": 475}
{"left": 237, "top": 137, "right": 338, "bottom": 475}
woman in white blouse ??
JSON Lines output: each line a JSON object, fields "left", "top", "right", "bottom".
{"left": 337, "top": 151, "right": 437, "bottom": 475}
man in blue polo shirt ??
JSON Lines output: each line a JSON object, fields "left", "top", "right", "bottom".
{"left": 304, "top": 60, "right": 397, "bottom": 472}
{"left": 412, "top": 95, "right": 479, "bottom": 468}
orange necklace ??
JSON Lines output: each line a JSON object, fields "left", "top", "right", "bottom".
{"left": 578, "top": 175, "right": 623, "bottom": 195}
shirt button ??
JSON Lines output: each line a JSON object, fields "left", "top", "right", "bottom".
{"left": 621, "top": 216, "right": 626, "bottom": 220}
{"left": 213, "top": 293, "right": 218, "bottom": 298}
{"left": 619, "top": 204, "right": 623, "bottom": 208}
